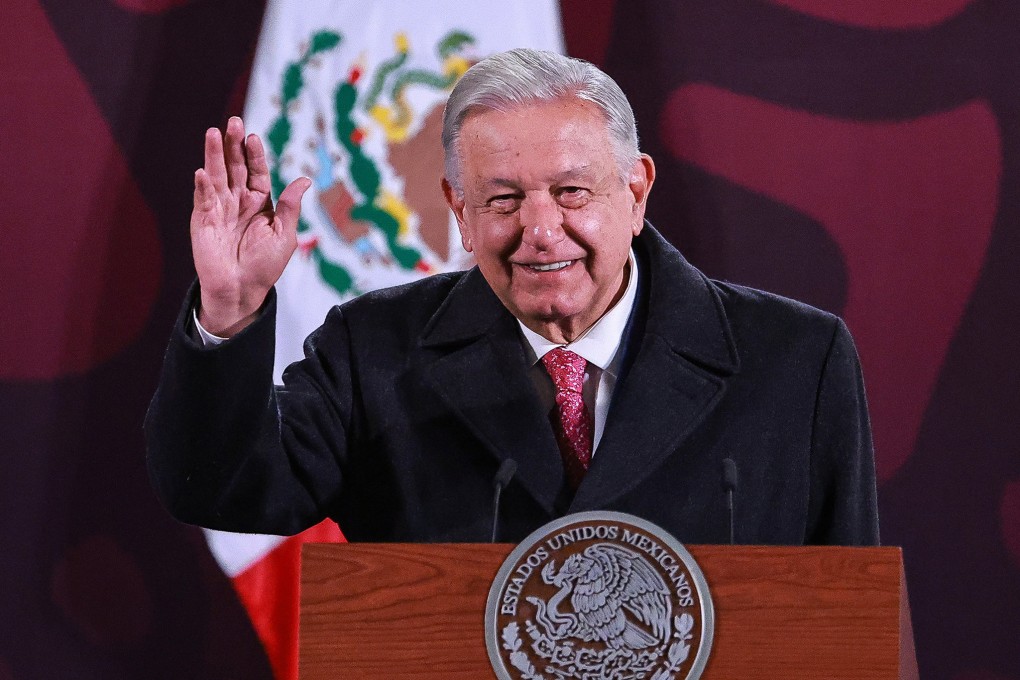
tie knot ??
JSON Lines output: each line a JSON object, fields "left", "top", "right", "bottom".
{"left": 542, "top": 347, "right": 587, "bottom": 394}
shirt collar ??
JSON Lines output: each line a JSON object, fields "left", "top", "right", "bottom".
{"left": 518, "top": 249, "right": 639, "bottom": 372}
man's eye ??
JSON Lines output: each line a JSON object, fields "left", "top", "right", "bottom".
{"left": 558, "top": 187, "right": 589, "bottom": 205}
{"left": 488, "top": 196, "right": 520, "bottom": 213}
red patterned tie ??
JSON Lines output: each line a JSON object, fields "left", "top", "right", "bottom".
{"left": 542, "top": 348, "right": 594, "bottom": 489}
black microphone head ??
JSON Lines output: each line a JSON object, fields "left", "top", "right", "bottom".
{"left": 494, "top": 459, "right": 518, "bottom": 489}
{"left": 721, "top": 458, "right": 739, "bottom": 491}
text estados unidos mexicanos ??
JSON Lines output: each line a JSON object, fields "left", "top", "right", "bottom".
{"left": 499, "top": 525, "right": 695, "bottom": 616}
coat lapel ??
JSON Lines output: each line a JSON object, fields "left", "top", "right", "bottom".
{"left": 421, "top": 268, "right": 564, "bottom": 514}
{"left": 418, "top": 227, "right": 740, "bottom": 516}
{"left": 571, "top": 227, "right": 740, "bottom": 511}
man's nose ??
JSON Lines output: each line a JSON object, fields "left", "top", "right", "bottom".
{"left": 519, "top": 196, "right": 565, "bottom": 250}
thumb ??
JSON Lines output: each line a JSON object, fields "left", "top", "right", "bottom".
{"left": 275, "top": 177, "right": 312, "bottom": 234}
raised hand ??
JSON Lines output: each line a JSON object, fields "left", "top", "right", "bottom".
{"left": 191, "top": 116, "right": 311, "bottom": 337}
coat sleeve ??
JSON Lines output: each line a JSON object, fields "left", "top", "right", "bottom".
{"left": 805, "top": 317, "right": 881, "bottom": 545}
{"left": 144, "top": 283, "right": 353, "bottom": 535}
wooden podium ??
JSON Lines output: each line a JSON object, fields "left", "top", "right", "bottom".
{"left": 300, "top": 543, "right": 917, "bottom": 679}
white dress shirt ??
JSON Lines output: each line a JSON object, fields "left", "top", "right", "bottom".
{"left": 517, "top": 250, "right": 639, "bottom": 454}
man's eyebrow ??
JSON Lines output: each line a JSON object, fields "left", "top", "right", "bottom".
{"left": 551, "top": 165, "right": 594, "bottom": 183}
{"left": 487, "top": 178, "right": 520, "bottom": 189}
{"left": 473, "top": 177, "right": 521, "bottom": 194}
{"left": 472, "top": 165, "right": 597, "bottom": 193}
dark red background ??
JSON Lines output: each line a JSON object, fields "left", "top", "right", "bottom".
{"left": 1, "top": 1, "right": 1017, "bottom": 678}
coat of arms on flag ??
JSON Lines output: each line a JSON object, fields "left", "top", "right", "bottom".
{"left": 265, "top": 29, "right": 476, "bottom": 301}
{"left": 204, "top": 2, "right": 564, "bottom": 678}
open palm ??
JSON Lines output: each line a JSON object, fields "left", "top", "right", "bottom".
{"left": 191, "top": 116, "right": 310, "bottom": 336}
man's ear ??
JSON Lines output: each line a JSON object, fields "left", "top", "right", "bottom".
{"left": 628, "top": 154, "right": 656, "bottom": 236}
{"left": 442, "top": 178, "right": 473, "bottom": 252}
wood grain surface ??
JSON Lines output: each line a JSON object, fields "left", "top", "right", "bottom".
{"left": 300, "top": 544, "right": 908, "bottom": 679}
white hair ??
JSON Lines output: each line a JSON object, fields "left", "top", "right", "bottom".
{"left": 442, "top": 48, "right": 640, "bottom": 192}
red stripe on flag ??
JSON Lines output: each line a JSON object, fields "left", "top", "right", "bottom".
{"left": 231, "top": 520, "right": 345, "bottom": 680}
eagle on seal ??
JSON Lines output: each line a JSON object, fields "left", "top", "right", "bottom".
{"left": 532, "top": 543, "right": 672, "bottom": 650}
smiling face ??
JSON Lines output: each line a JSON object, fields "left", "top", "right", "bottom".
{"left": 443, "top": 98, "right": 655, "bottom": 343}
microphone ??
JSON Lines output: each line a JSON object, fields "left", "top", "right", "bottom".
{"left": 491, "top": 459, "right": 518, "bottom": 543}
{"left": 721, "top": 458, "right": 739, "bottom": 545}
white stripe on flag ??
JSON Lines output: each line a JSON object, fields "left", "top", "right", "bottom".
{"left": 203, "top": 528, "right": 286, "bottom": 578}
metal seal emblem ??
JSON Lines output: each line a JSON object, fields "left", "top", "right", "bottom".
{"left": 486, "top": 511, "right": 714, "bottom": 680}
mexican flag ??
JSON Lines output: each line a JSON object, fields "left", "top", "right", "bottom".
{"left": 205, "top": 2, "right": 564, "bottom": 677}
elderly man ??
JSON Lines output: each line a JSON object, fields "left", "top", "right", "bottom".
{"left": 146, "top": 49, "right": 879, "bottom": 545}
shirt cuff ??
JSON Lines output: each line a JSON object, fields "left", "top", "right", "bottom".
{"left": 192, "top": 308, "right": 227, "bottom": 346}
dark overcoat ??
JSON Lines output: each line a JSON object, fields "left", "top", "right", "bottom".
{"left": 145, "top": 225, "right": 879, "bottom": 545}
